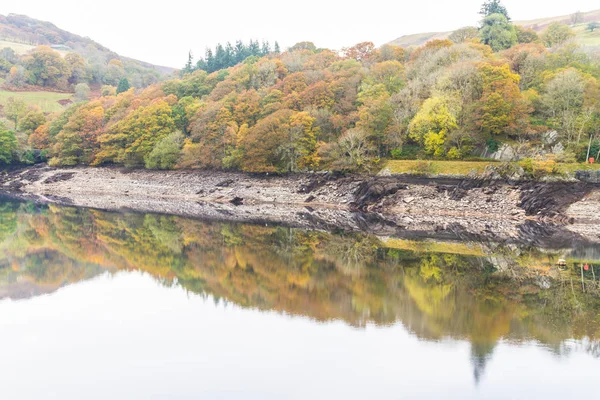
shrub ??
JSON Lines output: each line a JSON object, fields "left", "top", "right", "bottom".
{"left": 390, "top": 144, "right": 422, "bottom": 160}
{"left": 145, "top": 132, "right": 184, "bottom": 170}
{"left": 519, "top": 158, "right": 558, "bottom": 179}
{"left": 555, "top": 151, "right": 577, "bottom": 164}
{"left": 486, "top": 137, "right": 500, "bottom": 153}
{"left": 446, "top": 147, "right": 462, "bottom": 160}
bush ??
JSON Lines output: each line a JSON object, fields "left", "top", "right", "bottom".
{"left": 446, "top": 147, "right": 461, "bottom": 160}
{"left": 486, "top": 137, "right": 500, "bottom": 153}
{"left": 20, "top": 150, "right": 36, "bottom": 165}
{"left": 0, "top": 124, "right": 18, "bottom": 165}
{"left": 145, "top": 132, "right": 184, "bottom": 170}
{"left": 390, "top": 144, "right": 422, "bottom": 160}
{"left": 555, "top": 151, "right": 577, "bottom": 164}
{"left": 519, "top": 158, "right": 558, "bottom": 179}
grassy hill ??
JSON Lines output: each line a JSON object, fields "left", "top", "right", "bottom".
{"left": 388, "top": 9, "right": 600, "bottom": 49}
{"left": 0, "top": 14, "right": 176, "bottom": 76}
{"left": 0, "top": 14, "right": 178, "bottom": 114}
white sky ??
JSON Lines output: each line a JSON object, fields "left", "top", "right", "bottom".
{"left": 0, "top": 0, "right": 598, "bottom": 68}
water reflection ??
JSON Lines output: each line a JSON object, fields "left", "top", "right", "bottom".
{"left": 1, "top": 200, "right": 599, "bottom": 384}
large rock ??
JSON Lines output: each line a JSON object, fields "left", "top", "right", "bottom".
{"left": 490, "top": 144, "right": 518, "bottom": 161}
{"left": 353, "top": 178, "right": 408, "bottom": 210}
{"left": 575, "top": 170, "right": 600, "bottom": 183}
{"left": 542, "top": 131, "right": 559, "bottom": 146}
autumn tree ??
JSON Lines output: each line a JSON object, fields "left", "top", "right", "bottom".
{"left": 65, "top": 53, "right": 87, "bottom": 84}
{"left": 240, "top": 109, "right": 320, "bottom": 172}
{"left": 23, "top": 46, "right": 71, "bottom": 89}
{"left": 145, "top": 132, "right": 184, "bottom": 169}
{"left": 75, "top": 83, "right": 91, "bottom": 101}
{"left": 289, "top": 42, "right": 317, "bottom": 52}
{"left": 6, "top": 65, "right": 27, "bottom": 87}
{"left": 95, "top": 99, "right": 176, "bottom": 167}
{"left": 501, "top": 43, "right": 547, "bottom": 89}
{"left": 324, "top": 128, "right": 376, "bottom": 171}
{"left": 377, "top": 44, "right": 406, "bottom": 62}
{"left": 19, "top": 108, "right": 46, "bottom": 134}
{"left": 188, "top": 102, "right": 237, "bottom": 168}
{"left": 475, "top": 63, "right": 531, "bottom": 136}
{"left": 540, "top": 69, "right": 594, "bottom": 145}
{"left": 449, "top": 27, "right": 479, "bottom": 44}
{"left": 343, "top": 42, "right": 376, "bottom": 62}
{"left": 541, "top": 23, "right": 575, "bottom": 48}
{"left": 4, "top": 97, "right": 28, "bottom": 129}
{"left": 515, "top": 26, "right": 539, "bottom": 44}
{"left": 105, "top": 59, "right": 125, "bottom": 85}
{"left": 28, "top": 124, "right": 51, "bottom": 150}
{"left": 49, "top": 101, "right": 107, "bottom": 166}
{"left": 409, "top": 96, "right": 460, "bottom": 157}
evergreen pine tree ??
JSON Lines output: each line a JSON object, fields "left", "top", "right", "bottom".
{"left": 261, "top": 41, "right": 271, "bottom": 56}
{"left": 116, "top": 78, "right": 131, "bottom": 94}
{"left": 182, "top": 51, "right": 194, "bottom": 76}
{"left": 205, "top": 48, "right": 215, "bottom": 72}
{"left": 479, "top": 0, "right": 510, "bottom": 21}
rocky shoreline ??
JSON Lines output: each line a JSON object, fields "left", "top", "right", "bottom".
{"left": 1, "top": 164, "right": 599, "bottom": 245}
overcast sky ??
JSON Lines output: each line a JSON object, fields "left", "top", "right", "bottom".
{"left": 1, "top": 0, "right": 598, "bottom": 68}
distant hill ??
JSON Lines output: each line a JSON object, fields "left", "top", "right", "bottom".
{"left": 0, "top": 14, "right": 176, "bottom": 76}
{"left": 388, "top": 9, "right": 600, "bottom": 49}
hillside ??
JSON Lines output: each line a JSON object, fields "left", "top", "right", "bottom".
{"left": 388, "top": 8, "right": 600, "bottom": 48}
{"left": 0, "top": 14, "right": 176, "bottom": 77}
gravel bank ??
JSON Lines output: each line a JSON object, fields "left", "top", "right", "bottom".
{"left": 1, "top": 165, "right": 599, "bottom": 244}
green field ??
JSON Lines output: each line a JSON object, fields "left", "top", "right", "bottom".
{"left": 385, "top": 160, "right": 496, "bottom": 176}
{"left": 0, "top": 40, "right": 36, "bottom": 55}
{"left": 0, "top": 39, "right": 70, "bottom": 56}
{"left": 0, "top": 90, "right": 72, "bottom": 113}
{"left": 572, "top": 23, "right": 600, "bottom": 47}
{"left": 384, "top": 160, "right": 600, "bottom": 177}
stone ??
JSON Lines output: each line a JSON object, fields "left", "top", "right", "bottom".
{"left": 230, "top": 197, "right": 244, "bottom": 206}
{"left": 403, "top": 197, "right": 415, "bottom": 204}
{"left": 490, "top": 144, "right": 518, "bottom": 161}
{"left": 551, "top": 142, "right": 565, "bottom": 155}
{"left": 542, "top": 130, "right": 559, "bottom": 145}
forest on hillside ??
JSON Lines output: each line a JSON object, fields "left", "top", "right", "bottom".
{"left": 0, "top": 13, "right": 169, "bottom": 91}
{"left": 1, "top": 0, "right": 599, "bottom": 173}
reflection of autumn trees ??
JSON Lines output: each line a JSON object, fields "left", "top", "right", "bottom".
{"left": 1, "top": 201, "right": 600, "bottom": 354}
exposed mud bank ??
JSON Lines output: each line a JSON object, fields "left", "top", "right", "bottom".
{"left": 1, "top": 165, "right": 599, "bottom": 245}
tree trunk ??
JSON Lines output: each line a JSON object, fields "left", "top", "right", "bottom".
{"left": 586, "top": 134, "right": 593, "bottom": 162}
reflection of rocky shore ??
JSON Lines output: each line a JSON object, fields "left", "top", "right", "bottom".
{"left": 2, "top": 165, "right": 599, "bottom": 244}
{"left": 2, "top": 200, "right": 599, "bottom": 350}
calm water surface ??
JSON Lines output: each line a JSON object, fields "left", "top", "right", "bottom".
{"left": 1, "top": 200, "right": 599, "bottom": 399}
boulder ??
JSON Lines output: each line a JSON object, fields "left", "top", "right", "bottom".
{"left": 575, "top": 170, "right": 600, "bottom": 183}
{"left": 490, "top": 144, "right": 518, "bottom": 161}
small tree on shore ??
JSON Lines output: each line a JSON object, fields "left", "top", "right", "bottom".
{"left": 0, "top": 122, "right": 18, "bottom": 164}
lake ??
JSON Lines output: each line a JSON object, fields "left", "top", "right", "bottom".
{"left": 1, "top": 199, "right": 599, "bottom": 399}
